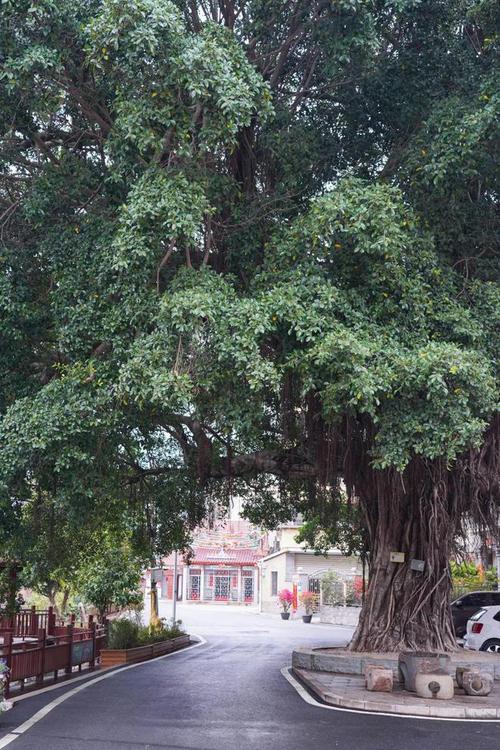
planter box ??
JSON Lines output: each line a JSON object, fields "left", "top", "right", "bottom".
{"left": 319, "top": 605, "right": 361, "bottom": 627}
{"left": 100, "top": 635, "right": 190, "bottom": 668}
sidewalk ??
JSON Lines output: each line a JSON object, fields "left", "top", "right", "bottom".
{"left": 294, "top": 667, "right": 500, "bottom": 719}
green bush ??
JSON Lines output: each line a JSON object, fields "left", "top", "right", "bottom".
{"left": 450, "top": 560, "right": 498, "bottom": 595}
{"left": 320, "top": 571, "right": 344, "bottom": 606}
{"left": 450, "top": 560, "right": 498, "bottom": 599}
{"left": 138, "top": 619, "right": 185, "bottom": 644}
{"left": 320, "top": 571, "right": 363, "bottom": 607}
{"left": 107, "top": 618, "right": 186, "bottom": 649}
{"left": 107, "top": 619, "right": 140, "bottom": 649}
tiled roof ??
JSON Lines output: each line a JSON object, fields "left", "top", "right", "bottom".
{"left": 162, "top": 546, "right": 262, "bottom": 566}
{"left": 191, "top": 546, "right": 262, "bottom": 565}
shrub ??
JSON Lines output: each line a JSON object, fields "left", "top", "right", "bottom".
{"left": 450, "top": 559, "right": 498, "bottom": 598}
{"left": 137, "top": 619, "right": 186, "bottom": 645}
{"left": 320, "top": 571, "right": 363, "bottom": 607}
{"left": 107, "top": 618, "right": 186, "bottom": 649}
{"left": 320, "top": 571, "right": 344, "bottom": 606}
{"left": 300, "top": 591, "right": 317, "bottom": 614}
{"left": 107, "top": 619, "right": 140, "bottom": 649}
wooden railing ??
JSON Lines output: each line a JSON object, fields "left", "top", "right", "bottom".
{"left": 0, "top": 606, "right": 57, "bottom": 637}
{"left": 0, "top": 617, "right": 106, "bottom": 697}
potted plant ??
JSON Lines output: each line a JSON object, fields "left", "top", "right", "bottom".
{"left": 300, "top": 591, "right": 316, "bottom": 623}
{"left": 0, "top": 661, "right": 13, "bottom": 714}
{"left": 278, "top": 589, "right": 293, "bottom": 619}
{"left": 99, "top": 618, "right": 190, "bottom": 667}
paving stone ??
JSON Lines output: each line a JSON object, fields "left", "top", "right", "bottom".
{"left": 465, "top": 706, "right": 497, "bottom": 719}
{"left": 396, "top": 703, "right": 431, "bottom": 717}
{"left": 338, "top": 697, "right": 366, "bottom": 710}
{"left": 430, "top": 706, "right": 467, "bottom": 719}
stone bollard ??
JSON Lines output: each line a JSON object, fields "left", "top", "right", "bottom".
{"left": 365, "top": 665, "right": 393, "bottom": 693}
{"left": 415, "top": 672, "right": 454, "bottom": 700}
{"left": 462, "top": 670, "right": 494, "bottom": 697}
{"left": 399, "top": 652, "right": 451, "bottom": 692}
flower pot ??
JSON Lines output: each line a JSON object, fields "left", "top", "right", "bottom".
{"left": 100, "top": 635, "right": 190, "bottom": 668}
{"left": 280, "top": 612, "right": 290, "bottom": 620}
{"left": 302, "top": 614, "right": 313, "bottom": 623}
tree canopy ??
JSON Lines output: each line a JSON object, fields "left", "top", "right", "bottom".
{"left": 0, "top": 0, "right": 499, "bottom": 650}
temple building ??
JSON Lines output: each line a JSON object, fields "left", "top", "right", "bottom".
{"left": 145, "top": 516, "right": 266, "bottom": 612}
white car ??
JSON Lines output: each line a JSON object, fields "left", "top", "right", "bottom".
{"left": 463, "top": 605, "right": 500, "bottom": 652}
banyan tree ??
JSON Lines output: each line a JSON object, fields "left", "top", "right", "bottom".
{"left": 0, "top": 1, "right": 499, "bottom": 652}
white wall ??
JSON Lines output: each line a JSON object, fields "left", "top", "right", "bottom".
{"left": 260, "top": 551, "right": 361, "bottom": 613}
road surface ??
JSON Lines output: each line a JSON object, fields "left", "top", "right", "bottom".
{"left": 1, "top": 605, "right": 499, "bottom": 749}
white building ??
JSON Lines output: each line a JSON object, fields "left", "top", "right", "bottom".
{"left": 259, "top": 520, "right": 361, "bottom": 614}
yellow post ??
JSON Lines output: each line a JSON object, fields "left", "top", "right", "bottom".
{"left": 149, "top": 581, "right": 160, "bottom": 628}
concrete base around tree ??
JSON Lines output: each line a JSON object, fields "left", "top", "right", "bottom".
{"left": 292, "top": 647, "right": 500, "bottom": 682}
{"left": 293, "top": 667, "right": 500, "bottom": 719}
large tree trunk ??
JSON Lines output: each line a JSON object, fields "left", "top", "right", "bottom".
{"left": 349, "top": 458, "right": 458, "bottom": 652}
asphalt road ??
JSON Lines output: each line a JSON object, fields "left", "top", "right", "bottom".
{"left": 1, "top": 605, "right": 500, "bottom": 750}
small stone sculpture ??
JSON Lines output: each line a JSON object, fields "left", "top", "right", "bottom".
{"left": 365, "top": 665, "right": 393, "bottom": 692}
{"left": 462, "top": 670, "right": 494, "bottom": 697}
{"left": 415, "top": 672, "right": 454, "bottom": 700}
{"left": 455, "top": 666, "right": 471, "bottom": 689}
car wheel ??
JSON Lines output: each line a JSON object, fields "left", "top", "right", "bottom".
{"left": 479, "top": 639, "right": 500, "bottom": 653}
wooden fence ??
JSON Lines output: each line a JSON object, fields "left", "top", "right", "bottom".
{"left": 0, "top": 618, "right": 106, "bottom": 697}
{"left": 0, "top": 606, "right": 57, "bottom": 638}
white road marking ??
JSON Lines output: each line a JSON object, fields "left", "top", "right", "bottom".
{"left": 281, "top": 666, "right": 500, "bottom": 723}
{"left": 11, "top": 666, "right": 115, "bottom": 703}
{"left": 0, "top": 635, "right": 207, "bottom": 749}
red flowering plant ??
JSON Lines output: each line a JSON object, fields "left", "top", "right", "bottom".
{"left": 278, "top": 589, "right": 293, "bottom": 613}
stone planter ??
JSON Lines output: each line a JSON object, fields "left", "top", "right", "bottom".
{"left": 399, "top": 651, "right": 451, "bottom": 692}
{"left": 302, "top": 615, "right": 313, "bottom": 623}
{"left": 281, "top": 612, "right": 290, "bottom": 620}
{"left": 319, "top": 605, "right": 361, "bottom": 627}
{"left": 100, "top": 635, "right": 190, "bottom": 668}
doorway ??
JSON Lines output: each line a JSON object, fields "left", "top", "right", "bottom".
{"left": 214, "top": 574, "right": 230, "bottom": 601}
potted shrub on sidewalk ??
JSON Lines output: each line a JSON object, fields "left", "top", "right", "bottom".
{"left": 300, "top": 592, "right": 316, "bottom": 623}
{"left": 278, "top": 589, "right": 293, "bottom": 619}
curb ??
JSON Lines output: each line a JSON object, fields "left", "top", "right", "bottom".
{"left": 293, "top": 667, "right": 500, "bottom": 720}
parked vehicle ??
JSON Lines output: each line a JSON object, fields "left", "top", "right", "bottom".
{"left": 451, "top": 591, "right": 500, "bottom": 638}
{"left": 463, "top": 605, "right": 500, "bottom": 652}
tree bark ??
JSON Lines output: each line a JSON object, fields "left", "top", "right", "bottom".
{"left": 47, "top": 586, "right": 60, "bottom": 618}
{"left": 349, "top": 464, "right": 458, "bottom": 652}
{"left": 61, "top": 588, "right": 70, "bottom": 617}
